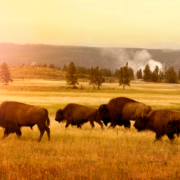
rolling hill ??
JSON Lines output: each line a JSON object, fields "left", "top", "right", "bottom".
{"left": 0, "top": 43, "right": 180, "bottom": 71}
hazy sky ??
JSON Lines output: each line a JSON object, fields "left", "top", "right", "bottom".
{"left": 1, "top": 0, "right": 180, "bottom": 49}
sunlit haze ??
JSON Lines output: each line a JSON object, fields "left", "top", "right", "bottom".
{"left": 1, "top": 0, "right": 180, "bottom": 49}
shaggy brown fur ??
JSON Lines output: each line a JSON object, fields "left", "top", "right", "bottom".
{"left": 98, "top": 97, "right": 151, "bottom": 128}
{"left": 55, "top": 103, "right": 103, "bottom": 129}
{"left": 0, "top": 101, "right": 50, "bottom": 141}
{"left": 134, "top": 110, "right": 180, "bottom": 142}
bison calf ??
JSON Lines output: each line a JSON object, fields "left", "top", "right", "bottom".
{"left": 55, "top": 103, "right": 103, "bottom": 129}
{"left": 0, "top": 101, "right": 50, "bottom": 142}
{"left": 134, "top": 110, "right": 180, "bottom": 142}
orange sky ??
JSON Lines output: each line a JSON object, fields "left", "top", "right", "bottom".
{"left": 1, "top": 0, "right": 180, "bottom": 49}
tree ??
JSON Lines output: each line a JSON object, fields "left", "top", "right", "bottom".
{"left": 151, "top": 65, "right": 159, "bottom": 83}
{"left": 118, "top": 62, "right": 130, "bottom": 89}
{"left": 165, "top": 66, "right": 178, "bottom": 83}
{"left": 62, "top": 64, "right": 67, "bottom": 72}
{"left": 0, "top": 62, "right": 13, "bottom": 85}
{"left": 94, "top": 66, "right": 103, "bottom": 89}
{"left": 178, "top": 69, "right": 180, "bottom": 80}
{"left": 159, "top": 70, "right": 164, "bottom": 82}
{"left": 136, "top": 69, "right": 142, "bottom": 79}
{"left": 49, "top": 64, "right": 55, "bottom": 69}
{"left": 66, "top": 62, "right": 79, "bottom": 88}
{"left": 143, "top": 63, "right": 152, "bottom": 82}
{"left": 128, "top": 67, "right": 134, "bottom": 80}
{"left": 89, "top": 67, "right": 96, "bottom": 89}
{"left": 89, "top": 66, "right": 103, "bottom": 89}
{"left": 114, "top": 69, "right": 119, "bottom": 77}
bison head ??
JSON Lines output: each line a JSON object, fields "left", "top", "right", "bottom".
{"left": 166, "top": 120, "right": 178, "bottom": 135}
{"left": 98, "top": 104, "right": 110, "bottom": 126}
{"left": 134, "top": 115, "right": 148, "bottom": 131}
{"left": 98, "top": 104, "right": 109, "bottom": 119}
{"left": 55, "top": 109, "right": 63, "bottom": 122}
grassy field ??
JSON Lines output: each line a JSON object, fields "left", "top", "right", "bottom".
{"left": 1, "top": 79, "right": 180, "bottom": 179}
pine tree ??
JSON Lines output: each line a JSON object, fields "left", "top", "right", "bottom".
{"left": 143, "top": 63, "right": 152, "bottom": 82}
{"left": 89, "top": 67, "right": 96, "bottom": 89}
{"left": 114, "top": 69, "right": 119, "bottom": 77}
{"left": 63, "top": 65, "right": 67, "bottom": 72}
{"left": 159, "top": 70, "right": 164, "bottom": 82}
{"left": 136, "top": 69, "right": 142, "bottom": 79}
{"left": 0, "top": 62, "right": 13, "bottom": 85}
{"left": 66, "top": 62, "right": 78, "bottom": 88}
{"left": 94, "top": 66, "right": 103, "bottom": 89}
{"left": 128, "top": 67, "right": 134, "bottom": 80}
{"left": 118, "top": 62, "right": 130, "bottom": 89}
{"left": 151, "top": 65, "right": 159, "bottom": 83}
{"left": 165, "top": 66, "right": 178, "bottom": 83}
{"left": 178, "top": 69, "right": 180, "bottom": 80}
{"left": 89, "top": 66, "right": 103, "bottom": 89}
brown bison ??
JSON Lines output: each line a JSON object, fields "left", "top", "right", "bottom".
{"left": 98, "top": 97, "right": 151, "bottom": 128}
{"left": 0, "top": 101, "right": 50, "bottom": 141}
{"left": 55, "top": 103, "right": 103, "bottom": 129}
{"left": 166, "top": 118, "right": 180, "bottom": 140}
{"left": 134, "top": 110, "right": 180, "bottom": 142}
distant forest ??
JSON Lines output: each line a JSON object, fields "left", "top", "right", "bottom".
{"left": 0, "top": 43, "right": 180, "bottom": 72}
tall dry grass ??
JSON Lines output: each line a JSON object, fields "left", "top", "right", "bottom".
{"left": 0, "top": 79, "right": 180, "bottom": 179}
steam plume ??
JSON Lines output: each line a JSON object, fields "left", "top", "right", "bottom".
{"left": 101, "top": 49, "right": 162, "bottom": 73}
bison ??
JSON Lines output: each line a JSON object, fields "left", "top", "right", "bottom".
{"left": 0, "top": 101, "right": 50, "bottom": 141}
{"left": 98, "top": 97, "right": 151, "bottom": 128}
{"left": 134, "top": 110, "right": 180, "bottom": 142}
{"left": 55, "top": 103, "right": 103, "bottom": 129}
{"left": 166, "top": 118, "right": 180, "bottom": 140}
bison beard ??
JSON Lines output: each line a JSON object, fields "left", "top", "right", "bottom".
{"left": 0, "top": 101, "right": 50, "bottom": 142}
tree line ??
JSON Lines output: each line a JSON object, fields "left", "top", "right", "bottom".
{"left": 137, "top": 63, "right": 180, "bottom": 83}
{"left": 65, "top": 62, "right": 180, "bottom": 89}
{"left": 1, "top": 62, "right": 180, "bottom": 89}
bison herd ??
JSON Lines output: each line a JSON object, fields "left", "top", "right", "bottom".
{"left": 0, "top": 97, "right": 180, "bottom": 143}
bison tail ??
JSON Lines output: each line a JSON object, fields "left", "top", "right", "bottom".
{"left": 45, "top": 109, "right": 50, "bottom": 126}
{"left": 47, "top": 116, "right": 50, "bottom": 126}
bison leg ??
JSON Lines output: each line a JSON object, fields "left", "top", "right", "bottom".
{"left": 37, "top": 124, "right": 50, "bottom": 142}
{"left": 167, "top": 133, "right": 175, "bottom": 144}
{"left": 77, "top": 124, "right": 82, "bottom": 128}
{"left": 124, "top": 121, "right": 131, "bottom": 129}
{"left": 1, "top": 128, "right": 10, "bottom": 139}
{"left": 38, "top": 130, "right": 45, "bottom": 142}
{"left": 2, "top": 126, "right": 21, "bottom": 139}
{"left": 45, "top": 126, "right": 50, "bottom": 141}
{"left": 16, "top": 129, "right": 22, "bottom": 138}
{"left": 65, "top": 121, "right": 71, "bottom": 128}
{"left": 109, "top": 123, "right": 117, "bottom": 128}
{"left": 95, "top": 119, "right": 103, "bottom": 129}
{"left": 89, "top": 120, "right": 95, "bottom": 128}
{"left": 154, "top": 133, "right": 163, "bottom": 143}
{"left": 37, "top": 124, "right": 45, "bottom": 142}
{"left": 109, "top": 117, "right": 120, "bottom": 128}
{"left": 109, "top": 115, "right": 122, "bottom": 128}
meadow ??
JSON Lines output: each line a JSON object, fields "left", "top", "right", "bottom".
{"left": 1, "top": 79, "right": 180, "bottom": 179}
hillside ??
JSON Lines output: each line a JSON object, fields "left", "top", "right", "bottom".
{"left": 9, "top": 66, "right": 66, "bottom": 80}
{"left": 1, "top": 43, "right": 180, "bottom": 71}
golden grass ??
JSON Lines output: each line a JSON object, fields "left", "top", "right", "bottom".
{"left": 0, "top": 79, "right": 180, "bottom": 179}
